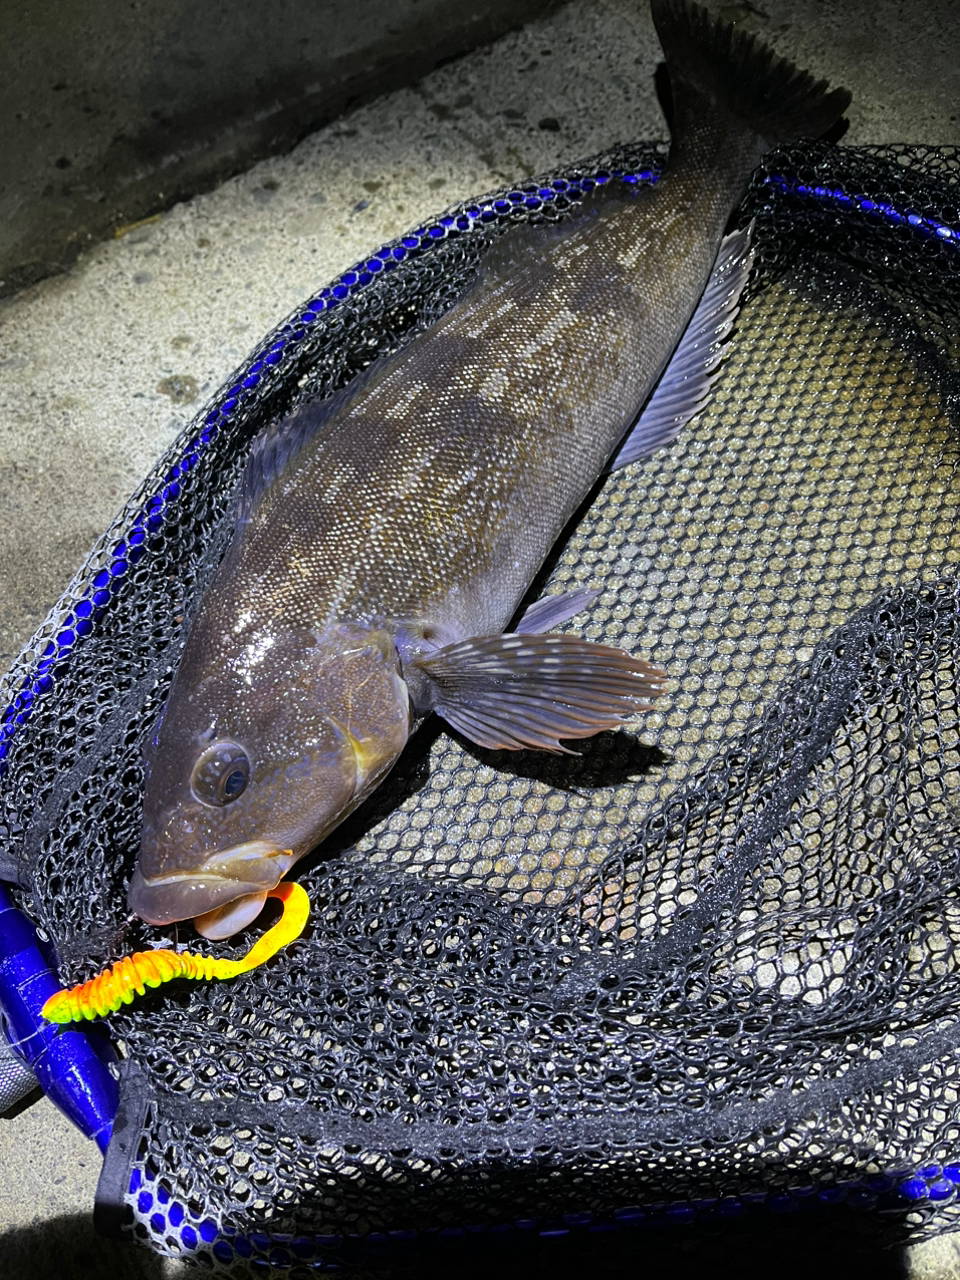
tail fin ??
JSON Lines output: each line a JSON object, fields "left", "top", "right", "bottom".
{"left": 652, "top": 0, "right": 851, "bottom": 150}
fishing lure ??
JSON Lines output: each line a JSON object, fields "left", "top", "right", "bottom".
{"left": 41, "top": 881, "right": 309, "bottom": 1024}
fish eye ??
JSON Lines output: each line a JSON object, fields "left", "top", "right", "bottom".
{"left": 191, "top": 741, "right": 251, "bottom": 806}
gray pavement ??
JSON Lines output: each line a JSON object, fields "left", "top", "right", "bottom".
{"left": 0, "top": 0, "right": 558, "bottom": 296}
{"left": 1, "top": 0, "right": 959, "bottom": 1274}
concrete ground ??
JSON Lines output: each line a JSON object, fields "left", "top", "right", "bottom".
{"left": 0, "top": 0, "right": 559, "bottom": 296}
{"left": 0, "top": 0, "right": 959, "bottom": 1275}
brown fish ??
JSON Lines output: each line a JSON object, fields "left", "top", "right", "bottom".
{"left": 128, "top": 0, "right": 850, "bottom": 938}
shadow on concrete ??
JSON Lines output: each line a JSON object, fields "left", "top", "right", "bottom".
{"left": 336, "top": 1213, "right": 913, "bottom": 1279}
{"left": 1, "top": 1213, "right": 167, "bottom": 1280}
{"left": 1, "top": 1205, "right": 915, "bottom": 1278}
{"left": 0, "top": 1082, "right": 43, "bottom": 1121}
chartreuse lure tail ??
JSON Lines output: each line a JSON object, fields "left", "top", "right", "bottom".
{"left": 41, "top": 882, "right": 309, "bottom": 1025}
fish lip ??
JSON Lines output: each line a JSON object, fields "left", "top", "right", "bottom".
{"left": 201, "top": 840, "right": 294, "bottom": 875}
{"left": 128, "top": 844, "right": 295, "bottom": 925}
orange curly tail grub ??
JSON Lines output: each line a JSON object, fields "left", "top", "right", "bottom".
{"left": 41, "top": 881, "right": 309, "bottom": 1024}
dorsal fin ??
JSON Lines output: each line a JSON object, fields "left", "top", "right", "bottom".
{"left": 476, "top": 217, "right": 571, "bottom": 285}
{"left": 235, "top": 357, "right": 387, "bottom": 524}
{"left": 478, "top": 183, "right": 636, "bottom": 285}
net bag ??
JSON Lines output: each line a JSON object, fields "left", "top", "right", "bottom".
{"left": 1, "top": 140, "right": 960, "bottom": 1269}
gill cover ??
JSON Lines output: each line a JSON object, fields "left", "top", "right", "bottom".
{"left": 129, "top": 623, "right": 410, "bottom": 934}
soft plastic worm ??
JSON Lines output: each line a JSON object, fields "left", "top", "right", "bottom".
{"left": 41, "top": 881, "right": 309, "bottom": 1024}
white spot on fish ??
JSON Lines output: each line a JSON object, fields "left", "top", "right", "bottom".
{"left": 241, "top": 631, "right": 277, "bottom": 672}
{"left": 386, "top": 380, "right": 427, "bottom": 420}
{"left": 321, "top": 463, "right": 357, "bottom": 502}
{"left": 515, "top": 308, "right": 578, "bottom": 362}
{"left": 479, "top": 368, "right": 509, "bottom": 402}
{"left": 464, "top": 297, "right": 517, "bottom": 340}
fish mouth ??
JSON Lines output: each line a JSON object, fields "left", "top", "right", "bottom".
{"left": 128, "top": 842, "right": 295, "bottom": 926}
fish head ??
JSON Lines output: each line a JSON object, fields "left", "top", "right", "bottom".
{"left": 129, "top": 622, "right": 410, "bottom": 938}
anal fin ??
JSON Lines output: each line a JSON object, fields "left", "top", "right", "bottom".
{"left": 611, "top": 221, "right": 755, "bottom": 470}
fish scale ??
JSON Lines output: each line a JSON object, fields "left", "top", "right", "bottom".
{"left": 231, "top": 194, "right": 718, "bottom": 638}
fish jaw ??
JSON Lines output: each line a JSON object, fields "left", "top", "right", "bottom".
{"left": 193, "top": 892, "right": 269, "bottom": 939}
{"left": 127, "top": 841, "right": 296, "bottom": 926}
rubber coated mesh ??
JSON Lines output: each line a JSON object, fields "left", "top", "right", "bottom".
{"left": 3, "top": 141, "right": 960, "bottom": 1269}
{"left": 0, "top": 1032, "right": 36, "bottom": 1112}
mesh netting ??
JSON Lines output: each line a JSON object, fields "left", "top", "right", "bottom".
{"left": 2, "top": 140, "right": 960, "bottom": 1269}
{"left": 0, "top": 1032, "right": 36, "bottom": 1112}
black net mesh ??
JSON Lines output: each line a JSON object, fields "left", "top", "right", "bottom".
{"left": 2, "top": 140, "right": 960, "bottom": 1270}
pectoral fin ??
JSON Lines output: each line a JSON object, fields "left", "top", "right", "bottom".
{"left": 411, "top": 633, "right": 666, "bottom": 753}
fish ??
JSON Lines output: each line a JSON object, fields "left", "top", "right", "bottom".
{"left": 128, "top": 0, "right": 850, "bottom": 939}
